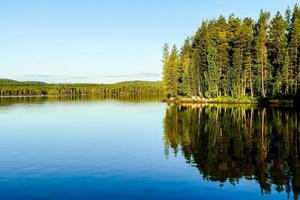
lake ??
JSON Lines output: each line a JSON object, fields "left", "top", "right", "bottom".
{"left": 0, "top": 97, "right": 299, "bottom": 199}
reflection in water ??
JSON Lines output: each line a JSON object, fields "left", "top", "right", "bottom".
{"left": 0, "top": 95, "right": 162, "bottom": 107}
{"left": 164, "top": 105, "right": 300, "bottom": 199}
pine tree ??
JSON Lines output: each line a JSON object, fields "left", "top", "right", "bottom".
{"left": 168, "top": 45, "right": 179, "bottom": 97}
{"left": 205, "top": 45, "right": 220, "bottom": 98}
{"left": 227, "top": 15, "right": 242, "bottom": 97}
{"left": 242, "top": 18, "right": 255, "bottom": 97}
{"left": 189, "top": 50, "right": 202, "bottom": 97}
{"left": 210, "top": 16, "right": 230, "bottom": 96}
{"left": 231, "top": 48, "right": 243, "bottom": 97}
{"left": 268, "top": 11, "right": 288, "bottom": 96}
{"left": 180, "top": 38, "right": 192, "bottom": 96}
{"left": 190, "top": 22, "right": 209, "bottom": 97}
{"left": 231, "top": 17, "right": 255, "bottom": 97}
{"left": 282, "top": 52, "right": 291, "bottom": 95}
{"left": 288, "top": 4, "right": 300, "bottom": 95}
{"left": 254, "top": 11, "right": 270, "bottom": 97}
{"left": 162, "top": 43, "right": 171, "bottom": 97}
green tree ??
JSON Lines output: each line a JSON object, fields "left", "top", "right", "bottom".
{"left": 205, "top": 45, "right": 220, "bottom": 98}
{"left": 162, "top": 43, "right": 180, "bottom": 97}
{"left": 217, "top": 17, "right": 230, "bottom": 96}
{"left": 190, "top": 22, "right": 209, "bottom": 97}
{"left": 242, "top": 18, "right": 255, "bottom": 97}
{"left": 282, "top": 53, "right": 291, "bottom": 95}
{"left": 208, "top": 16, "right": 230, "bottom": 96}
{"left": 254, "top": 11, "right": 270, "bottom": 97}
{"left": 268, "top": 11, "right": 288, "bottom": 96}
{"left": 288, "top": 4, "right": 300, "bottom": 95}
{"left": 231, "top": 48, "right": 243, "bottom": 97}
{"left": 180, "top": 38, "right": 192, "bottom": 96}
{"left": 168, "top": 45, "right": 179, "bottom": 97}
{"left": 162, "top": 43, "right": 171, "bottom": 97}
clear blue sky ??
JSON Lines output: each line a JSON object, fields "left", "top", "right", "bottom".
{"left": 0, "top": 0, "right": 298, "bottom": 83}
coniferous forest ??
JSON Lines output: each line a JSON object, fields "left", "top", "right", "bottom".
{"left": 162, "top": 5, "right": 300, "bottom": 99}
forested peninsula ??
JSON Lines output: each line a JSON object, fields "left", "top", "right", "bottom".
{"left": 162, "top": 4, "right": 300, "bottom": 103}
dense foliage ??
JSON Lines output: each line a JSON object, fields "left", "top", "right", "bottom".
{"left": 0, "top": 79, "right": 163, "bottom": 97}
{"left": 162, "top": 5, "right": 300, "bottom": 99}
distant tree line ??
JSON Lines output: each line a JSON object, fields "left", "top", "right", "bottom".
{"left": 162, "top": 4, "right": 300, "bottom": 99}
{"left": 0, "top": 80, "right": 163, "bottom": 97}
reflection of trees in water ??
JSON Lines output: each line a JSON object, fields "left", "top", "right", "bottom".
{"left": 0, "top": 95, "right": 161, "bottom": 107}
{"left": 163, "top": 105, "right": 300, "bottom": 199}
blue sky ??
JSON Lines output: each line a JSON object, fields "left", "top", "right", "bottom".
{"left": 0, "top": 0, "right": 298, "bottom": 83}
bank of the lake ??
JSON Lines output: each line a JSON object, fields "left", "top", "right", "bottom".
{"left": 162, "top": 96, "right": 296, "bottom": 105}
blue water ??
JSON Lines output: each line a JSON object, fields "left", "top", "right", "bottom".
{"left": 0, "top": 99, "right": 293, "bottom": 199}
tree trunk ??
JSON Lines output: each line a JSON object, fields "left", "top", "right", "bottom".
{"left": 261, "top": 61, "right": 266, "bottom": 97}
{"left": 250, "top": 68, "right": 254, "bottom": 97}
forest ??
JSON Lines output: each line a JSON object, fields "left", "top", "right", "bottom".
{"left": 162, "top": 4, "right": 300, "bottom": 99}
{"left": 0, "top": 79, "right": 163, "bottom": 97}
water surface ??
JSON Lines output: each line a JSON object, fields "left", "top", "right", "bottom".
{"left": 0, "top": 98, "right": 299, "bottom": 199}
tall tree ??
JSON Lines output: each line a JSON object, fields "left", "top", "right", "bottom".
{"left": 288, "top": 4, "right": 300, "bottom": 95}
{"left": 231, "top": 48, "right": 243, "bottom": 97}
{"left": 282, "top": 53, "right": 291, "bottom": 95}
{"left": 205, "top": 45, "right": 220, "bottom": 98}
{"left": 180, "top": 38, "right": 192, "bottom": 96}
{"left": 268, "top": 11, "right": 288, "bottom": 96}
{"left": 227, "top": 15, "right": 242, "bottom": 97}
{"left": 254, "top": 11, "right": 270, "bottom": 97}
{"left": 242, "top": 18, "right": 255, "bottom": 97}
{"left": 231, "top": 17, "right": 255, "bottom": 97}
{"left": 209, "top": 16, "right": 230, "bottom": 96}
{"left": 168, "top": 45, "right": 179, "bottom": 97}
{"left": 162, "top": 43, "right": 171, "bottom": 97}
{"left": 189, "top": 50, "right": 201, "bottom": 97}
{"left": 190, "top": 22, "right": 209, "bottom": 97}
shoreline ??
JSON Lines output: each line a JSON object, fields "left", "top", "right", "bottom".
{"left": 0, "top": 95, "right": 297, "bottom": 106}
{"left": 162, "top": 97, "right": 296, "bottom": 105}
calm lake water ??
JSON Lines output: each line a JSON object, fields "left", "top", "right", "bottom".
{"left": 0, "top": 97, "right": 299, "bottom": 199}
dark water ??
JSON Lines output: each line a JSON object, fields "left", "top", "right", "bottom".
{"left": 0, "top": 98, "right": 299, "bottom": 199}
